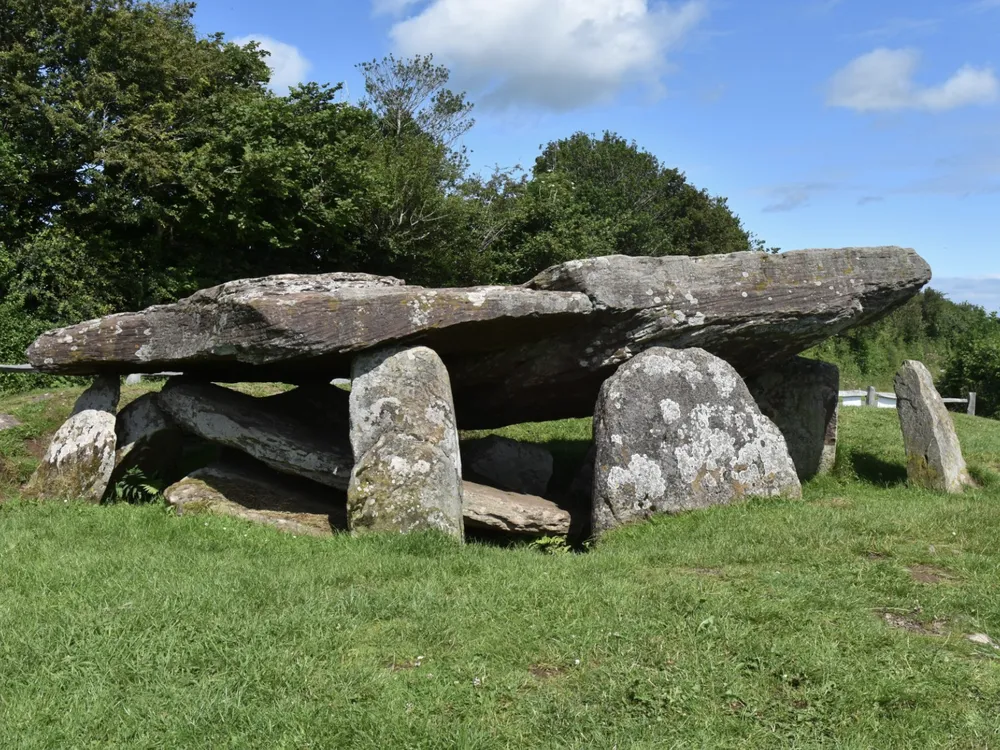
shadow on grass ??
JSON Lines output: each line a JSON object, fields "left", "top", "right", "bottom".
{"left": 849, "top": 451, "right": 908, "bottom": 487}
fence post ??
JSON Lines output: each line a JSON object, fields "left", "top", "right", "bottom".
{"left": 968, "top": 392, "right": 977, "bottom": 417}
{"left": 866, "top": 386, "right": 877, "bottom": 407}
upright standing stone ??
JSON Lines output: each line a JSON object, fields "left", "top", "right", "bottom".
{"left": 593, "top": 347, "right": 801, "bottom": 535}
{"left": 745, "top": 357, "right": 839, "bottom": 480}
{"left": 348, "top": 346, "right": 463, "bottom": 538}
{"left": 894, "top": 360, "right": 973, "bottom": 493}
{"left": 25, "top": 376, "right": 120, "bottom": 502}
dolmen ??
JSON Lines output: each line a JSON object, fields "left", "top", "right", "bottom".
{"left": 25, "top": 246, "right": 931, "bottom": 541}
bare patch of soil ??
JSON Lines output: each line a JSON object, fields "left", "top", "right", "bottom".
{"left": 879, "top": 608, "right": 948, "bottom": 635}
{"left": 529, "top": 664, "right": 566, "bottom": 680}
{"left": 907, "top": 564, "right": 955, "bottom": 584}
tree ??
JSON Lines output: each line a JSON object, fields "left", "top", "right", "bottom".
{"left": 530, "top": 132, "right": 761, "bottom": 258}
{"left": 353, "top": 54, "right": 476, "bottom": 285}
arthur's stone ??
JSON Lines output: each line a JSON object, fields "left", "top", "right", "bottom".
{"left": 894, "top": 360, "right": 973, "bottom": 493}
{"left": 592, "top": 347, "right": 801, "bottom": 535}
{"left": 28, "top": 248, "right": 931, "bottom": 428}
{"left": 745, "top": 357, "right": 839, "bottom": 479}
{"left": 105, "top": 392, "right": 184, "bottom": 498}
{"left": 348, "top": 346, "right": 463, "bottom": 538}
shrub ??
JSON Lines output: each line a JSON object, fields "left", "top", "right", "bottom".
{"left": 939, "top": 334, "right": 1000, "bottom": 419}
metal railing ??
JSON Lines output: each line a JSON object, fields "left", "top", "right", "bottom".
{"left": 839, "top": 387, "right": 976, "bottom": 416}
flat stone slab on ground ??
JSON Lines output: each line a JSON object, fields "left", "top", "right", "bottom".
{"left": 462, "top": 481, "right": 570, "bottom": 536}
{"left": 28, "top": 247, "right": 931, "bottom": 427}
{"left": 165, "top": 457, "right": 347, "bottom": 536}
{"left": 0, "top": 414, "right": 22, "bottom": 431}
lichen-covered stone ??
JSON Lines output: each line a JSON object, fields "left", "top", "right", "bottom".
{"left": 25, "top": 375, "right": 120, "bottom": 502}
{"left": 745, "top": 357, "right": 839, "bottom": 479}
{"left": 894, "top": 360, "right": 973, "bottom": 493}
{"left": 158, "top": 380, "right": 353, "bottom": 489}
{"left": 461, "top": 436, "right": 553, "bottom": 496}
{"left": 592, "top": 347, "right": 801, "bottom": 535}
{"left": 28, "top": 248, "right": 931, "bottom": 428}
{"left": 462, "top": 481, "right": 570, "bottom": 536}
{"left": 164, "top": 457, "right": 347, "bottom": 536}
{"left": 348, "top": 346, "right": 463, "bottom": 538}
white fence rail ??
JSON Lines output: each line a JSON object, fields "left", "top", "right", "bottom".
{"left": 839, "top": 386, "right": 976, "bottom": 416}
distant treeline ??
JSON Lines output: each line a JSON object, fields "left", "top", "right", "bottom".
{"left": 806, "top": 289, "right": 1000, "bottom": 417}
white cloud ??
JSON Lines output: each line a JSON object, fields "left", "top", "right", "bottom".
{"left": 384, "top": 0, "right": 708, "bottom": 111}
{"left": 827, "top": 48, "right": 999, "bottom": 112}
{"left": 234, "top": 35, "right": 311, "bottom": 93}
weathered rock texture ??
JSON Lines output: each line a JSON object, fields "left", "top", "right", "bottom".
{"left": 348, "top": 346, "right": 464, "bottom": 538}
{"left": 165, "top": 457, "right": 347, "bottom": 536}
{"left": 461, "top": 436, "right": 553, "bottom": 496}
{"left": 25, "top": 376, "right": 120, "bottom": 502}
{"left": 462, "top": 481, "right": 570, "bottom": 536}
{"left": 745, "top": 357, "right": 839, "bottom": 480}
{"left": 894, "top": 360, "right": 973, "bottom": 493}
{"left": 105, "top": 392, "right": 184, "bottom": 496}
{"left": 158, "top": 380, "right": 353, "bottom": 489}
{"left": 0, "top": 414, "right": 22, "bottom": 431}
{"left": 593, "top": 347, "right": 801, "bottom": 535}
{"left": 28, "top": 247, "right": 931, "bottom": 427}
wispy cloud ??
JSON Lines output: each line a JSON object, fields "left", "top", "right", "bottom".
{"left": 857, "top": 195, "right": 884, "bottom": 205}
{"left": 761, "top": 182, "right": 838, "bottom": 212}
{"left": 827, "top": 48, "right": 999, "bottom": 112}
{"left": 931, "top": 277, "right": 1000, "bottom": 312}
{"left": 851, "top": 18, "right": 939, "bottom": 40}
{"left": 234, "top": 35, "right": 310, "bottom": 93}
{"left": 384, "top": 0, "right": 709, "bottom": 111}
{"left": 968, "top": 0, "right": 1000, "bottom": 11}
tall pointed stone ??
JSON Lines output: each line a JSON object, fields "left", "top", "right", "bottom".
{"left": 894, "top": 360, "right": 973, "bottom": 493}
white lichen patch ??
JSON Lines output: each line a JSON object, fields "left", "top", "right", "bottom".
{"left": 606, "top": 453, "right": 666, "bottom": 503}
{"left": 659, "top": 398, "right": 682, "bottom": 423}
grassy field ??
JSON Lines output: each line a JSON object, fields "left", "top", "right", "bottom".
{"left": 3, "top": 386, "right": 1000, "bottom": 747}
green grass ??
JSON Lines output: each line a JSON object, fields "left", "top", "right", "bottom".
{"left": 3, "top": 388, "right": 1000, "bottom": 747}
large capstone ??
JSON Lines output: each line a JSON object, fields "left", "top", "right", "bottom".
{"left": 158, "top": 380, "right": 353, "bottom": 489}
{"left": 348, "top": 346, "right": 463, "bottom": 538}
{"left": 894, "top": 360, "right": 973, "bottom": 493}
{"left": 592, "top": 347, "right": 801, "bottom": 535}
{"left": 25, "top": 375, "right": 120, "bottom": 502}
{"left": 745, "top": 357, "right": 839, "bottom": 480}
{"left": 28, "top": 247, "right": 931, "bottom": 427}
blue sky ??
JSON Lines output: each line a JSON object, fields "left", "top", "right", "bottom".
{"left": 192, "top": 0, "right": 1000, "bottom": 310}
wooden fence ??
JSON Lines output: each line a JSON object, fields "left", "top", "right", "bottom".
{"left": 839, "top": 387, "right": 976, "bottom": 416}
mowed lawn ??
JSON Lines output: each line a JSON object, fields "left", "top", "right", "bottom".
{"left": 2, "top": 385, "right": 1000, "bottom": 748}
